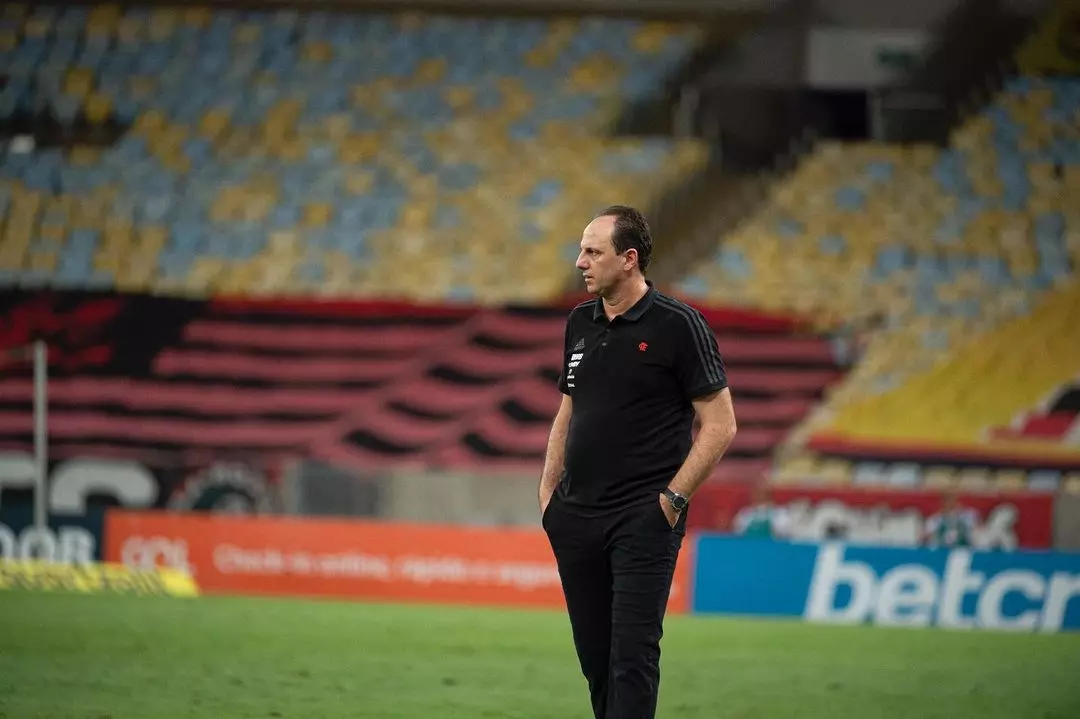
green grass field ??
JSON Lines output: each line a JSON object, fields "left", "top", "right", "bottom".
{"left": 1, "top": 592, "right": 1079, "bottom": 719}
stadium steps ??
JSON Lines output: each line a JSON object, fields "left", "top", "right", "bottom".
{"left": 671, "top": 0, "right": 1080, "bottom": 492}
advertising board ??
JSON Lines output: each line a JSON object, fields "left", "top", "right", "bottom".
{"left": 0, "top": 558, "right": 198, "bottom": 597}
{"left": 103, "top": 510, "right": 693, "bottom": 613}
{"left": 693, "top": 536, "right": 1080, "bottom": 632}
{"left": 687, "top": 484, "right": 1055, "bottom": 549}
{"left": 0, "top": 505, "right": 105, "bottom": 564}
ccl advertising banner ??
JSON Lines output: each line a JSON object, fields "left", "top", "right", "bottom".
{"left": 103, "top": 510, "right": 693, "bottom": 613}
{"left": 693, "top": 536, "right": 1080, "bottom": 633}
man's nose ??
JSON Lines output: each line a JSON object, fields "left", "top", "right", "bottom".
{"left": 575, "top": 254, "right": 588, "bottom": 269}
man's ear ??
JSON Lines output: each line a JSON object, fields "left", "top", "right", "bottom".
{"left": 623, "top": 248, "right": 638, "bottom": 271}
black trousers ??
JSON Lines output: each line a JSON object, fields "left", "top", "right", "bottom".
{"left": 543, "top": 493, "right": 687, "bottom": 719}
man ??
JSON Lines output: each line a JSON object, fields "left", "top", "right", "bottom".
{"left": 733, "top": 484, "right": 792, "bottom": 541}
{"left": 538, "top": 206, "right": 737, "bottom": 719}
{"left": 923, "top": 489, "right": 979, "bottom": 549}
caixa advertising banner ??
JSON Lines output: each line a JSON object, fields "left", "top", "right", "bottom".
{"left": 692, "top": 536, "right": 1080, "bottom": 633}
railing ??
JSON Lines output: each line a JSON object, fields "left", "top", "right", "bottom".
{"left": 33, "top": 0, "right": 788, "bottom": 16}
{"left": 0, "top": 341, "right": 48, "bottom": 532}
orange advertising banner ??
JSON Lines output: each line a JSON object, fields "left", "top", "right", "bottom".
{"left": 103, "top": 511, "right": 692, "bottom": 613}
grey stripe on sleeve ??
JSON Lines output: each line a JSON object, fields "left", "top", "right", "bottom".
{"left": 656, "top": 296, "right": 724, "bottom": 387}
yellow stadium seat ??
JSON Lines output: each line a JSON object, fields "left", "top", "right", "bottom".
{"left": 301, "top": 41, "right": 334, "bottom": 63}
{"left": 343, "top": 170, "right": 374, "bottom": 195}
{"left": 64, "top": 68, "right": 95, "bottom": 98}
{"left": 206, "top": 263, "right": 244, "bottom": 295}
{"left": 188, "top": 257, "right": 226, "bottom": 287}
{"left": 234, "top": 22, "right": 261, "bottom": 45}
{"left": 92, "top": 251, "right": 122, "bottom": 275}
{"left": 266, "top": 231, "right": 299, "bottom": 256}
{"left": 1062, "top": 474, "right": 1080, "bottom": 495}
{"left": 147, "top": 8, "right": 177, "bottom": 41}
{"left": 995, "top": 471, "right": 1027, "bottom": 492}
{"left": 923, "top": 467, "right": 958, "bottom": 490}
{"left": 444, "top": 86, "right": 474, "bottom": 111}
{"left": 565, "top": 55, "right": 622, "bottom": 92}
{"left": 413, "top": 57, "right": 447, "bottom": 84}
{"left": 116, "top": 258, "right": 155, "bottom": 293}
{"left": 1, "top": 5, "right": 28, "bottom": 21}
{"left": 182, "top": 7, "right": 213, "bottom": 27}
{"left": 199, "top": 109, "right": 231, "bottom": 139}
{"left": 818, "top": 459, "right": 853, "bottom": 485}
{"left": 137, "top": 226, "right": 168, "bottom": 251}
{"left": 23, "top": 17, "right": 52, "bottom": 38}
{"left": 956, "top": 468, "right": 993, "bottom": 492}
{"left": 86, "top": 5, "right": 122, "bottom": 36}
{"left": 321, "top": 113, "right": 352, "bottom": 141}
{"left": 771, "top": 454, "right": 820, "bottom": 484}
{"left": 302, "top": 203, "right": 332, "bottom": 228}
{"left": 0, "top": 233, "right": 29, "bottom": 271}
{"left": 690, "top": 65, "right": 1074, "bottom": 474}
{"left": 116, "top": 14, "right": 145, "bottom": 44}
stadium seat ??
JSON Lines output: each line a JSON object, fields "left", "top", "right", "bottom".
{"left": 0, "top": 8, "right": 708, "bottom": 303}
{"left": 922, "top": 466, "right": 958, "bottom": 490}
{"left": 706, "top": 64, "right": 1080, "bottom": 488}
{"left": 1026, "top": 469, "right": 1062, "bottom": 492}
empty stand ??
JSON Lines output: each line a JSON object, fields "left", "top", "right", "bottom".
{"left": 811, "top": 282, "right": 1080, "bottom": 468}
{"left": 677, "top": 53, "right": 1080, "bottom": 489}
{"left": 0, "top": 6, "right": 709, "bottom": 303}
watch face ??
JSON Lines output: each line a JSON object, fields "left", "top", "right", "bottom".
{"left": 666, "top": 490, "right": 687, "bottom": 510}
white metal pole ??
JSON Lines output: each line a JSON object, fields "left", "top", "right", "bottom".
{"left": 33, "top": 340, "right": 47, "bottom": 532}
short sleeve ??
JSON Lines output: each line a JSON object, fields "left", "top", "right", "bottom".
{"left": 674, "top": 308, "right": 728, "bottom": 400}
{"left": 557, "top": 314, "right": 572, "bottom": 396}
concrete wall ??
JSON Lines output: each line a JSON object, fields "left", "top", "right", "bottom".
{"left": 380, "top": 470, "right": 541, "bottom": 527}
{"left": 1054, "top": 493, "right": 1080, "bottom": 550}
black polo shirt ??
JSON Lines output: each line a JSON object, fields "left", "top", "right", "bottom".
{"left": 555, "top": 282, "right": 728, "bottom": 516}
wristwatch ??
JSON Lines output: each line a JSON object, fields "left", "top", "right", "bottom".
{"left": 662, "top": 488, "right": 689, "bottom": 512}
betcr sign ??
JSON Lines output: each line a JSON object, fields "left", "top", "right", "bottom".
{"left": 691, "top": 536, "right": 1080, "bottom": 633}
{"left": 806, "top": 544, "right": 1080, "bottom": 632}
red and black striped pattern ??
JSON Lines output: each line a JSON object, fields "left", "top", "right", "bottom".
{"left": 0, "top": 291, "right": 842, "bottom": 481}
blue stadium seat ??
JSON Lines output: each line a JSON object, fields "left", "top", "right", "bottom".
{"left": 0, "top": 9, "right": 705, "bottom": 301}
{"left": 1027, "top": 470, "right": 1061, "bottom": 492}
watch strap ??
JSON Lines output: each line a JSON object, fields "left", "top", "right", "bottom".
{"left": 663, "top": 488, "right": 689, "bottom": 511}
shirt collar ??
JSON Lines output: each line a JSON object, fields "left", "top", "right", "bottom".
{"left": 592, "top": 281, "right": 657, "bottom": 323}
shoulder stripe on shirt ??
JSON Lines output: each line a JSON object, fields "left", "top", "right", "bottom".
{"left": 656, "top": 296, "right": 721, "bottom": 387}
{"left": 655, "top": 296, "right": 724, "bottom": 388}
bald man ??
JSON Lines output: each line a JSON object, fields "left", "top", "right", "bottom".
{"left": 539, "top": 205, "right": 738, "bottom": 718}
